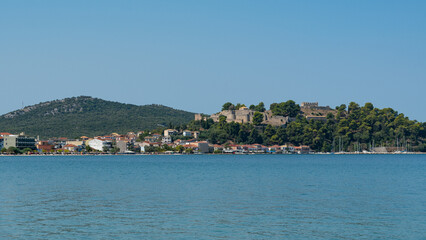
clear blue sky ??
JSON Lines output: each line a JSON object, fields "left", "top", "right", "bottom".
{"left": 1, "top": 0, "right": 425, "bottom": 121}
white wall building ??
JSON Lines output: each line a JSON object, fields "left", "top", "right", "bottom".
{"left": 88, "top": 139, "right": 112, "bottom": 151}
{"left": 162, "top": 136, "right": 172, "bottom": 144}
{"left": 182, "top": 131, "right": 192, "bottom": 137}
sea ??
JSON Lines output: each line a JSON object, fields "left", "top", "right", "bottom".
{"left": 0, "top": 154, "right": 425, "bottom": 239}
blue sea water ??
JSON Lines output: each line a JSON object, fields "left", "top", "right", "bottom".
{"left": 0, "top": 154, "right": 425, "bottom": 239}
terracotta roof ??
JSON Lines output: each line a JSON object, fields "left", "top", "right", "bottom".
{"left": 269, "top": 145, "right": 281, "bottom": 148}
{"left": 185, "top": 144, "right": 198, "bottom": 148}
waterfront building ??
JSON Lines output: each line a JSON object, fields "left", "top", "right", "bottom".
{"left": 66, "top": 140, "right": 84, "bottom": 148}
{"left": 63, "top": 144, "right": 78, "bottom": 152}
{"left": 36, "top": 141, "right": 54, "bottom": 152}
{"left": 117, "top": 140, "right": 131, "bottom": 153}
{"left": 2, "top": 134, "right": 36, "bottom": 150}
{"left": 294, "top": 145, "right": 311, "bottom": 154}
{"left": 88, "top": 139, "right": 112, "bottom": 151}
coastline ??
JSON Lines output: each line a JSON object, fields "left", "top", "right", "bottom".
{"left": 1, "top": 152, "right": 425, "bottom": 157}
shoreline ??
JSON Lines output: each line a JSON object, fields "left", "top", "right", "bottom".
{"left": 1, "top": 152, "right": 425, "bottom": 156}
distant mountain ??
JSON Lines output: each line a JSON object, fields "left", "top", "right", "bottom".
{"left": 0, "top": 96, "right": 194, "bottom": 138}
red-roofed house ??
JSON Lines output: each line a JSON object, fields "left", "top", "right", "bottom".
{"left": 294, "top": 145, "right": 311, "bottom": 154}
{"left": 36, "top": 141, "right": 54, "bottom": 152}
{"left": 64, "top": 144, "right": 78, "bottom": 152}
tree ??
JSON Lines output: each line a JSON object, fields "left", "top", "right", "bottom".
{"left": 184, "top": 148, "right": 194, "bottom": 154}
{"left": 236, "top": 129, "right": 249, "bottom": 143}
{"left": 85, "top": 145, "right": 92, "bottom": 152}
{"left": 222, "top": 102, "right": 234, "bottom": 111}
{"left": 175, "top": 145, "right": 184, "bottom": 153}
{"left": 162, "top": 144, "right": 173, "bottom": 151}
{"left": 254, "top": 102, "right": 266, "bottom": 112}
{"left": 252, "top": 112, "right": 264, "bottom": 125}
{"left": 364, "top": 102, "right": 374, "bottom": 112}
{"left": 224, "top": 121, "right": 240, "bottom": 139}
{"left": 275, "top": 126, "right": 287, "bottom": 144}
{"left": 208, "top": 128, "right": 229, "bottom": 144}
{"left": 110, "top": 147, "right": 120, "bottom": 154}
{"left": 1, "top": 148, "right": 7, "bottom": 153}
{"left": 248, "top": 129, "right": 263, "bottom": 144}
{"left": 235, "top": 103, "right": 246, "bottom": 110}
{"left": 250, "top": 102, "right": 266, "bottom": 112}
{"left": 270, "top": 100, "right": 301, "bottom": 117}
{"left": 269, "top": 134, "right": 281, "bottom": 145}
{"left": 348, "top": 102, "right": 360, "bottom": 114}
{"left": 264, "top": 125, "right": 276, "bottom": 138}
{"left": 219, "top": 115, "right": 227, "bottom": 127}
{"left": 336, "top": 104, "right": 346, "bottom": 111}
{"left": 22, "top": 148, "right": 33, "bottom": 154}
{"left": 7, "top": 147, "right": 21, "bottom": 154}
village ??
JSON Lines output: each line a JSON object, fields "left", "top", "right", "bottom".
{"left": 0, "top": 130, "right": 312, "bottom": 155}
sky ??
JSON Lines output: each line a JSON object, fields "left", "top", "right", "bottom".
{"left": 1, "top": 0, "right": 425, "bottom": 121}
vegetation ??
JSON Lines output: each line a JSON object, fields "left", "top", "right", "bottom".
{"left": 270, "top": 100, "right": 300, "bottom": 117}
{"left": 0, "top": 147, "right": 37, "bottom": 154}
{"left": 0, "top": 96, "right": 194, "bottom": 138}
{"left": 223, "top": 102, "right": 266, "bottom": 112}
{"left": 252, "top": 112, "right": 264, "bottom": 126}
{"left": 185, "top": 101, "right": 426, "bottom": 152}
{"left": 249, "top": 102, "right": 266, "bottom": 112}
{"left": 1, "top": 97, "right": 424, "bottom": 153}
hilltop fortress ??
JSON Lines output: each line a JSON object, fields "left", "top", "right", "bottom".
{"left": 195, "top": 102, "right": 336, "bottom": 126}
{"left": 300, "top": 102, "right": 332, "bottom": 110}
{"left": 209, "top": 108, "right": 289, "bottom": 126}
{"left": 300, "top": 102, "right": 336, "bottom": 120}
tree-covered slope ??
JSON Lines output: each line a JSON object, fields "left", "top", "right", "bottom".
{"left": 0, "top": 96, "right": 194, "bottom": 138}
{"left": 186, "top": 101, "right": 426, "bottom": 152}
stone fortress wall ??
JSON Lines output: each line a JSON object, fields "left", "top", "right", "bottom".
{"left": 301, "top": 102, "right": 319, "bottom": 108}
{"left": 195, "top": 102, "right": 335, "bottom": 126}
{"left": 209, "top": 109, "right": 289, "bottom": 126}
{"left": 301, "top": 102, "right": 332, "bottom": 110}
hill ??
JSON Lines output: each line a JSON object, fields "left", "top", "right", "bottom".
{"left": 0, "top": 96, "right": 194, "bottom": 138}
{"left": 187, "top": 101, "right": 426, "bottom": 152}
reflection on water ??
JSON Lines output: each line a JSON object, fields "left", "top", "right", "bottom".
{"left": 0, "top": 155, "right": 425, "bottom": 239}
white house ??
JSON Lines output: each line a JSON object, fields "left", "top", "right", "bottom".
{"left": 162, "top": 136, "right": 172, "bottom": 144}
{"left": 136, "top": 141, "right": 155, "bottom": 152}
{"left": 88, "top": 139, "right": 112, "bottom": 151}
{"left": 182, "top": 130, "right": 192, "bottom": 137}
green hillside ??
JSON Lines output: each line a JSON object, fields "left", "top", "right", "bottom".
{"left": 0, "top": 96, "right": 194, "bottom": 138}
